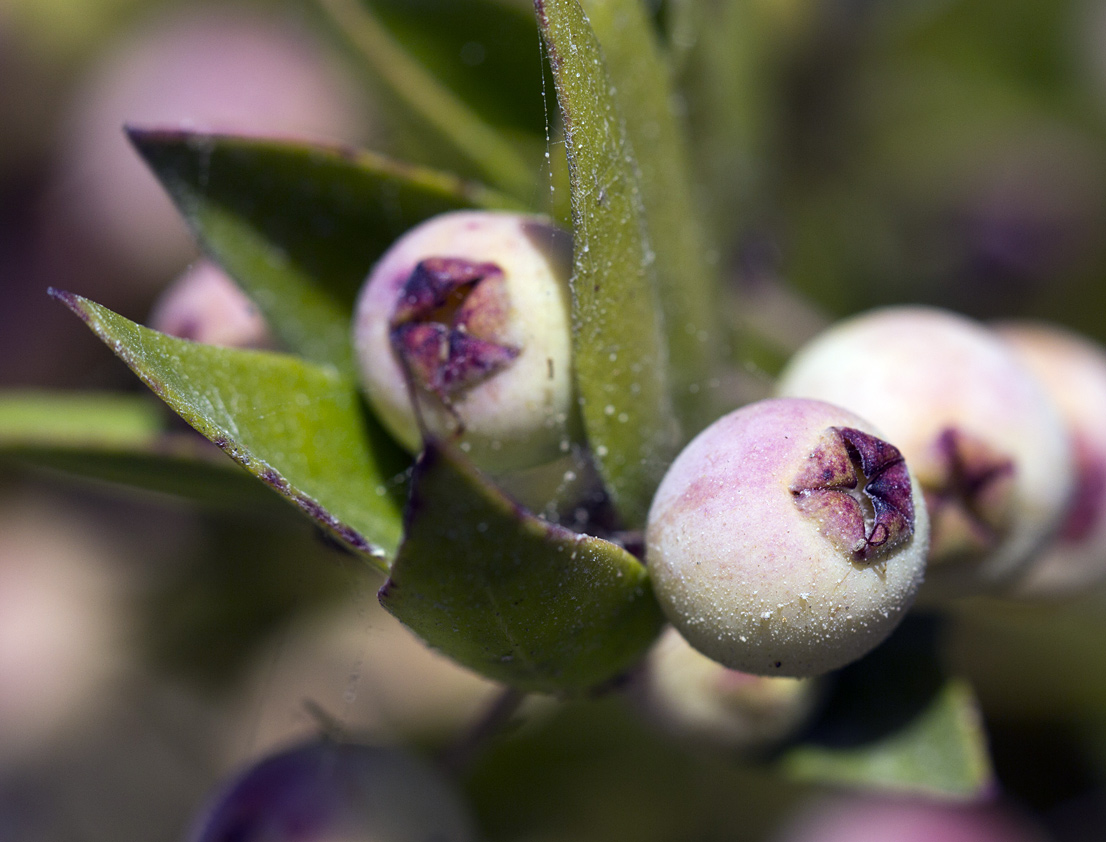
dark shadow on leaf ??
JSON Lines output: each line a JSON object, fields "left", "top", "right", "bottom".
{"left": 786, "top": 613, "right": 945, "bottom": 751}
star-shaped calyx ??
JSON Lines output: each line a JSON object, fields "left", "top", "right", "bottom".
{"left": 915, "top": 427, "right": 1016, "bottom": 562}
{"left": 389, "top": 257, "right": 520, "bottom": 402}
{"left": 790, "top": 426, "right": 916, "bottom": 562}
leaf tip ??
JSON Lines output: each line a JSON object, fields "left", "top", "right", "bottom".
{"left": 47, "top": 288, "right": 90, "bottom": 321}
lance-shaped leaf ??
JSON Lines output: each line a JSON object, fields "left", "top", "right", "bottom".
{"left": 52, "top": 291, "right": 408, "bottom": 567}
{"left": 779, "top": 616, "right": 992, "bottom": 799}
{"left": 0, "top": 392, "right": 279, "bottom": 507}
{"left": 130, "top": 130, "right": 520, "bottom": 376}
{"left": 582, "top": 0, "right": 722, "bottom": 433}
{"left": 535, "top": 0, "right": 679, "bottom": 529}
{"left": 380, "top": 442, "right": 665, "bottom": 694}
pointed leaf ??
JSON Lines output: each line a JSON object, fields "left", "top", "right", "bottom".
{"left": 582, "top": 0, "right": 723, "bottom": 433}
{"left": 129, "top": 130, "right": 520, "bottom": 376}
{"left": 52, "top": 291, "right": 408, "bottom": 566}
{"left": 535, "top": 0, "right": 679, "bottom": 529}
{"left": 779, "top": 616, "right": 992, "bottom": 799}
{"left": 317, "top": 0, "right": 539, "bottom": 199}
{"left": 380, "top": 442, "right": 665, "bottom": 694}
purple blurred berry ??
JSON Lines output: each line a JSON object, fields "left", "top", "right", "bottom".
{"left": 646, "top": 397, "right": 929, "bottom": 677}
{"left": 187, "top": 740, "right": 476, "bottom": 842}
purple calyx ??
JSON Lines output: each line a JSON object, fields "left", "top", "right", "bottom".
{"left": 791, "top": 426, "right": 916, "bottom": 562}
{"left": 922, "top": 427, "right": 1015, "bottom": 559}
{"left": 389, "top": 257, "right": 520, "bottom": 399}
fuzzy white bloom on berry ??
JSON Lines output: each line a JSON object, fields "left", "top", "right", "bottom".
{"left": 777, "top": 307, "right": 1073, "bottom": 597}
{"left": 646, "top": 397, "right": 929, "bottom": 678}
{"left": 353, "top": 211, "right": 575, "bottom": 474}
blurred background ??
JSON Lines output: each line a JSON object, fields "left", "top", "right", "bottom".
{"left": 4, "top": 0, "right": 1106, "bottom": 839}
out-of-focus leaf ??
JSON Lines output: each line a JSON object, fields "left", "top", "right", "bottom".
{"left": 779, "top": 616, "right": 992, "bottom": 799}
{"left": 317, "top": 0, "right": 539, "bottom": 200}
{"left": 380, "top": 442, "right": 665, "bottom": 694}
{"left": 0, "top": 391, "right": 162, "bottom": 445}
{"left": 364, "top": 0, "right": 546, "bottom": 141}
{"left": 129, "top": 130, "right": 520, "bottom": 377}
{"left": 0, "top": 392, "right": 281, "bottom": 507}
{"left": 667, "top": 0, "right": 778, "bottom": 254}
{"left": 535, "top": 0, "right": 679, "bottom": 529}
{"left": 583, "top": 0, "right": 722, "bottom": 433}
{"left": 945, "top": 596, "right": 1106, "bottom": 720}
{"left": 52, "top": 291, "right": 408, "bottom": 567}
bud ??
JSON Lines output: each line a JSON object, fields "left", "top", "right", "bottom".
{"left": 777, "top": 306, "right": 1073, "bottom": 596}
{"left": 353, "top": 211, "right": 575, "bottom": 474}
{"left": 645, "top": 397, "right": 929, "bottom": 677}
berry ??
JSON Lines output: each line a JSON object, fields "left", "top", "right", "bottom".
{"left": 645, "top": 397, "right": 929, "bottom": 677}
{"left": 353, "top": 211, "right": 575, "bottom": 474}
{"left": 777, "top": 306, "right": 1073, "bottom": 596}
{"left": 187, "top": 739, "right": 476, "bottom": 842}
{"left": 148, "top": 260, "right": 272, "bottom": 349}
{"left": 636, "top": 626, "right": 820, "bottom": 750}
{"left": 996, "top": 321, "right": 1106, "bottom": 598}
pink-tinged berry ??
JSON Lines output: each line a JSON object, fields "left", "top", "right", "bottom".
{"left": 148, "top": 260, "right": 272, "bottom": 349}
{"left": 187, "top": 739, "right": 477, "bottom": 842}
{"left": 645, "top": 397, "right": 929, "bottom": 678}
{"left": 353, "top": 211, "right": 575, "bottom": 474}
{"left": 773, "top": 795, "right": 1048, "bottom": 842}
{"left": 49, "top": 7, "right": 367, "bottom": 280}
{"left": 777, "top": 306, "right": 1073, "bottom": 596}
{"left": 636, "top": 626, "right": 821, "bottom": 750}
{"left": 996, "top": 321, "right": 1106, "bottom": 598}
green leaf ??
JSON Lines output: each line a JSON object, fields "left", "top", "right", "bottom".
{"left": 582, "top": 0, "right": 723, "bottom": 433}
{"left": 317, "top": 0, "right": 540, "bottom": 199}
{"left": 362, "top": 0, "right": 546, "bottom": 142}
{"left": 52, "top": 291, "right": 408, "bottom": 567}
{"left": 129, "top": 130, "right": 520, "bottom": 377}
{"left": 535, "top": 0, "right": 679, "bottom": 529}
{"left": 779, "top": 616, "right": 992, "bottom": 799}
{"left": 380, "top": 442, "right": 665, "bottom": 694}
{"left": 0, "top": 391, "right": 282, "bottom": 507}
{"left": 667, "top": 0, "right": 776, "bottom": 254}
{"left": 0, "top": 391, "right": 163, "bottom": 445}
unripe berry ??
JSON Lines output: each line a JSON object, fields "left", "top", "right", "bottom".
{"left": 187, "top": 739, "right": 477, "bottom": 842}
{"left": 777, "top": 307, "right": 1073, "bottom": 596}
{"left": 148, "top": 260, "right": 272, "bottom": 349}
{"left": 353, "top": 211, "right": 575, "bottom": 474}
{"left": 646, "top": 397, "right": 929, "bottom": 678}
{"left": 637, "top": 626, "right": 820, "bottom": 751}
{"left": 996, "top": 321, "right": 1106, "bottom": 598}
{"left": 774, "top": 796, "right": 1048, "bottom": 842}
